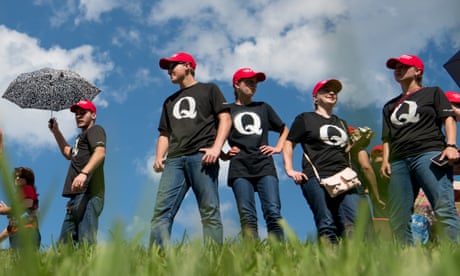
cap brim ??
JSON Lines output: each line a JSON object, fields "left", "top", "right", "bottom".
{"left": 386, "top": 58, "right": 399, "bottom": 69}
{"left": 325, "top": 79, "right": 342, "bottom": 93}
{"left": 159, "top": 58, "right": 172, "bottom": 69}
{"left": 256, "top": 72, "right": 266, "bottom": 82}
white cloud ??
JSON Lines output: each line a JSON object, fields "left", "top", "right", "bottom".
{"left": 38, "top": 0, "right": 143, "bottom": 26}
{"left": 78, "top": 0, "right": 122, "bottom": 22}
{"left": 0, "top": 25, "right": 113, "bottom": 150}
{"left": 147, "top": 0, "right": 460, "bottom": 108}
{"left": 135, "top": 149, "right": 162, "bottom": 183}
{"left": 111, "top": 27, "right": 141, "bottom": 47}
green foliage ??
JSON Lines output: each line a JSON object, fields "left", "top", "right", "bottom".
{"left": 2, "top": 156, "right": 460, "bottom": 275}
{"left": 0, "top": 226, "right": 459, "bottom": 276}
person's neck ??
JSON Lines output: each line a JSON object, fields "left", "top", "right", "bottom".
{"left": 180, "top": 77, "right": 198, "bottom": 89}
{"left": 236, "top": 96, "right": 252, "bottom": 106}
{"left": 80, "top": 122, "right": 94, "bottom": 132}
{"left": 401, "top": 81, "right": 422, "bottom": 95}
{"left": 315, "top": 105, "right": 333, "bottom": 118}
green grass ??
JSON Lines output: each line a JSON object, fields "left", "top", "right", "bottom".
{"left": 2, "top": 154, "right": 460, "bottom": 276}
{"left": 0, "top": 225, "right": 460, "bottom": 276}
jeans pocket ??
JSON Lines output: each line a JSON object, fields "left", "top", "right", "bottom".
{"left": 68, "top": 194, "right": 91, "bottom": 223}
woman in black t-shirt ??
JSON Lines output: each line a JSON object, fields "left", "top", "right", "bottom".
{"left": 381, "top": 54, "right": 460, "bottom": 244}
{"left": 283, "top": 79, "right": 361, "bottom": 244}
{"left": 222, "top": 68, "right": 288, "bottom": 240}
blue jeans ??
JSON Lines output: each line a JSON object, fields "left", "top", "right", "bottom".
{"left": 59, "top": 194, "right": 104, "bottom": 245}
{"left": 232, "top": 176, "right": 284, "bottom": 240}
{"left": 300, "top": 176, "right": 361, "bottom": 243}
{"left": 388, "top": 151, "right": 460, "bottom": 244}
{"left": 150, "top": 152, "right": 223, "bottom": 247}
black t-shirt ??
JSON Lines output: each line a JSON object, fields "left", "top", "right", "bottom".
{"left": 287, "top": 112, "right": 349, "bottom": 178}
{"left": 227, "top": 102, "right": 285, "bottom": 184}
{"left": 382, "top": 87, "right": 454, "bottom": 162}
{"left": 63, "top": 125, "right": 106, "bottom": 198}
{"left": 158, "top": 82, "right": 229, "bottom": 158}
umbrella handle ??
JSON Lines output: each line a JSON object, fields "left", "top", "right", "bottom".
{"left": 49, "top": 111, "right": 54, "bottom": 128}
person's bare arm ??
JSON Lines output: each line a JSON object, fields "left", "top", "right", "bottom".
{"left": 283, "top": 140, "right": 308, "bottom": 184}
{"left": 441, "top": 116, "right": 459, "bottom": 162}
{"left": 153, "top": 132, "right": 169, "bottom": 172}
{"left": 260, "top": 126, "right": 289, "bottom": 156}
{"left": 200, "top": 111, "right": 232, "bottom": 165}
{"left": 71, "top": 146, "right": 105, "bottom": 192}
{"left": 358, "top": 150, "right": 385, "bottom": 207}
{"left": 380, "top": 142, "right": 391, "bottom": 179}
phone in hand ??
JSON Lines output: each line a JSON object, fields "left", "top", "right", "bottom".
{"left": 431, "top": 152, "right": 448, "bottom": 166}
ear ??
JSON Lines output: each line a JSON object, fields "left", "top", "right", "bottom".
{"left": 91, "top": 112, "right": 97, "bottom": 120}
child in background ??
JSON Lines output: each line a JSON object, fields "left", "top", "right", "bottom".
{"left": 0, "top": 167, "right": 40, "bottom": 249}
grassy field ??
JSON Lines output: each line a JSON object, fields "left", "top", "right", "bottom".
{"left": 2, "top": 157, "right": 460, "bottom": 276}
{"left": 1, "top": 223, "right": 460, "bottom": 276}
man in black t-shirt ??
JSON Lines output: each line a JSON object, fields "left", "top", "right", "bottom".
{"left": 150, "top": 52, "right": 231, "bottom": 247}
{"left": 49, "top": 99, "right": 106, "bottom": 245}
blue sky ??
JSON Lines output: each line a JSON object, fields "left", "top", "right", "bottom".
{"left": 0, "top": 0, "right": 459, "bottom": 248}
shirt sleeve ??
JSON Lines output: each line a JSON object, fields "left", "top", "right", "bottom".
{"left": 210, "top": 83, "right": 230, "bottom": 114}
{"left": 88, "top": 125, "right": 106, "bottom": 150}
{"left": 22, "top": 185, "right": 38, "bottom": 201}
{"left": 287, "top": 113, "right": 307, "bottom": 143}
{"left": 265, "top": 103, "right": 285, "bottom": 132}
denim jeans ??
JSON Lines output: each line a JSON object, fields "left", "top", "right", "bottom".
{"left": 150, "top": 152, "right": 223, "bottom": 247}
{"left": 300, "top": 176, "right": 361, "bottom": 243}
{"left": 59, "top": 194, "right": 104, "bottom": 245}
{"left": 232, "top": 176, "right": 284, "bottom": 240}
{"left": 388, "top": 151, "right": 460, "bottom": 244}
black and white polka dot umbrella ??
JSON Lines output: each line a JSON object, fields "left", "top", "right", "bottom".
{"left": 2, "top": 68, "right": 101, "bottom": 111}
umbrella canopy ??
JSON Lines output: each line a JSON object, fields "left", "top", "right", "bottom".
{"left": 2, "top": 68, "right": 101, "bottom": 111}
{"left": 444, "top": 50, "right": 460, "bottom": 88}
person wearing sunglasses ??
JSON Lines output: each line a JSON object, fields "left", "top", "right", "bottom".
{"left": 49, "top": 99, "right": 106, "bottom": 245}
{"left": 0, "top": 167, "right": 40, "bottom": 249}
{"left": 150, "top": 52, "right": 231, "bottom": 247}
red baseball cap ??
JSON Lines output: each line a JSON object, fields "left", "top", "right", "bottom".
{"left": 232, "top": 68, "right": 266, "bottom": 85}
{"left": 348, "top": 126, "right": 355, "bottom": 133}
{"left": 371, "top": 144, "right": 383, "bottom": 158}
{"left": 159, "top": 52, "right": 196, "bottom": 70}
{"left": 312, "top": 79, "right": 342, "bottom": 96}
{"left": 445, "top": 91, "right": 460, "bottom": 104}
{"left": 386, "top": 54, "right": 424, "bottom": 73}
{"left": 70, "top": 100, "right": 96, "bottom": 114}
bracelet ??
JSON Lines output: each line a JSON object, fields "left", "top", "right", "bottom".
{"left": 446, "top": 144, "right": 457, "bottom": 149}
{"left": 80, "top": 171, "right": 89, "bottom": 176}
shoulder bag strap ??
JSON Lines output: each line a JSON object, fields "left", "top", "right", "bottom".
{"left": 303, "top": 152, "right": 320, "bottom": 180}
